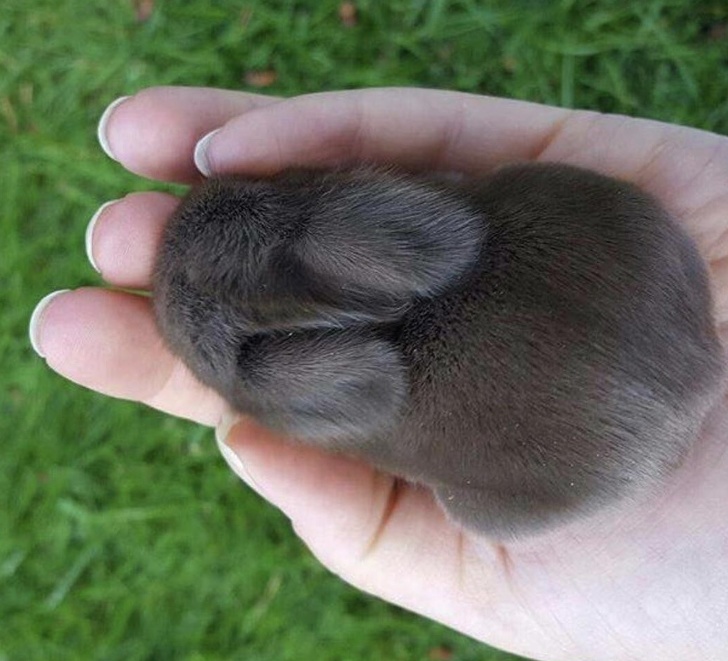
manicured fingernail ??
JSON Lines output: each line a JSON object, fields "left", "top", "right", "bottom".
{"left": 85, "top": 199, "right": 120, "bottom": 273}
{"left": 29, "top": 290, "right": 71, "bottom": 358}
{"left": 215, "top": 411, "right": 240, "bottom": 448}
{"left": 97, "top": 96, "right": 131, "bottom": 161}
{"left": 194, "top": 128, "right": 220, "bottom": 177}
{"left": 215, "top": 413, "right": 266, "bottom": 497}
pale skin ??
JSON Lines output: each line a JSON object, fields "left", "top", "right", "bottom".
{"left": 32, "top": 87, "right": 728, "bottom": 661}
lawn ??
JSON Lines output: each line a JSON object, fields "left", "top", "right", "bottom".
{"left": 2, "top": 1, "right": 727, "bottom": 660}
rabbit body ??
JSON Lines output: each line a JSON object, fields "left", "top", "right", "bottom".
{"left": 153, "top": 163, "right": 724, "bottom": 539}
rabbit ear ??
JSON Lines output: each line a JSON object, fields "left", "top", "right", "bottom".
{"left": 293, "top": 168, "right": 484, "bottom": 303}
{"left": 225, "top": 328, "right": 407, "bottom": 445}
{"left": 156, "top": 168, "right": 485, "bottom": 331}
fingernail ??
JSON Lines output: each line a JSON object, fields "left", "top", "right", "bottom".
{"left": 215, "top": 410, "right": 240, "bottom": 448}
{"left": 214, "top": 412, "right": 266, "bottom": 497}
{"left": 97, "top": 96, "right": 132, "bottom": 161}
{"left": 193, "top": 128, "right": 220, "bottom": 177}
{"left": 85, "top": 199, "right": 120, "bottom": 274}
{"left": 29, "top": 290, "right": 71, "bottom": 358}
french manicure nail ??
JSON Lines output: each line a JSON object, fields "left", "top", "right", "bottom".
{"left": 193, "top": 128, "right": 221, "bottom": 177}
{"left": 97, "top": 96, "right": 131, "bottom": 161}
{"left": 214, "top": 413, "right": 267, "bottom": 497}
{"left": 29, "top": 290, "right": 71, "bottom": 358}
{"left": 85, "top": 199, "right": 120, "bottom": 274}
{"left": 215, "top": 410, "right": 240, "bottom": 447}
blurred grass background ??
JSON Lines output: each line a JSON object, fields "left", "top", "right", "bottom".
{"left": 2, "top": 0, "right": 727, "bottom": 659}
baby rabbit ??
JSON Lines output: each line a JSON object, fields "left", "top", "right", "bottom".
{"left": 152, "top": 163, "right": 724, "bottom": 540}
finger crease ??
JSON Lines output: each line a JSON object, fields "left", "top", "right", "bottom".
{"left": 529, "top": 109, "right": 581, "bottom": 162}
{"left": 142, "top": 353, "right": 180, "bottom": 409}
{"left": 494, "top": 541, "right": 514, "bottom": 585}
{"left": 347, "top": 96, "right": 367, "bottom": 163}
{"left": 431, "top": 100, "right": 467, "bottom": 171}
{"left": 360, "top": 475, "right": 402, "bottom": 561}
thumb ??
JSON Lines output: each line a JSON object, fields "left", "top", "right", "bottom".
{"left": 214, "top": 416, "right": 497, "bottom": 637}
{"left": 216, "top": 415, "right": 395, "bottom": 572}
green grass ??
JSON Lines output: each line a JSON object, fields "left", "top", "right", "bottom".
{"left": 2, "top": 0, "right": 727, "bottom": 659}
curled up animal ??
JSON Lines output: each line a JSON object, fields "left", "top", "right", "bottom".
{"left": 152, "top": 163, "right": 725, "bottom": 540}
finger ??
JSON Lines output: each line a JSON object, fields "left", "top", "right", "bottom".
{"left": 197, "top": 87, "right": 728, "bottom": 225}
{"left": 33, "top": 287, "right": 225, "bottom": 426}
{"left": 100, "top": 86, "right": 279, "bottom": 183}
{"left": 87, "top": 192, "right": 178, "bottom": 288}
{"left": 220, "top": 418, "right": 517, "bottom": 641}
{"left": 199, "top": 87, "right": 571, "bottom": 176}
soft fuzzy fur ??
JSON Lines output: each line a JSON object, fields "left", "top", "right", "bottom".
{"left": 153, "top": 163, "right": 724, "bottom": 539}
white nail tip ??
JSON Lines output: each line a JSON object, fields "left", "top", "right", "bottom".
{"left": 214, "top": 416, "right": 265, "bottom": 495}
{"left": 193, "top": 129, "right": 220, "bottom": 177}
{"left": 85, "top": 200, "right": 119, "bottom": 274}
{"left": 217, "top": 438, "right": 251, "bottom": 481}
{"left": 29, "top": 290, "right": 71, "bottom": 358}
{"left": 215, "top": 411, "right": 240, "bottom": 447}
{"left": 97, "top": 96, "right": 131, "bottom": 161}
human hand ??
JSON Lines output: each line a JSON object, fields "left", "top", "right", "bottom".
{"left": 30, "top": 86, "right": 728, "bottom": 661}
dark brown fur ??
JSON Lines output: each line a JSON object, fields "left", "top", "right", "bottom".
{"left": 152, "top": 163, "right": 724, "bottom": 539}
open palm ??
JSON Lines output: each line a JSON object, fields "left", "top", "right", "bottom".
{"left": 34, "top": 87, "right": 728, "bottom": 661}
